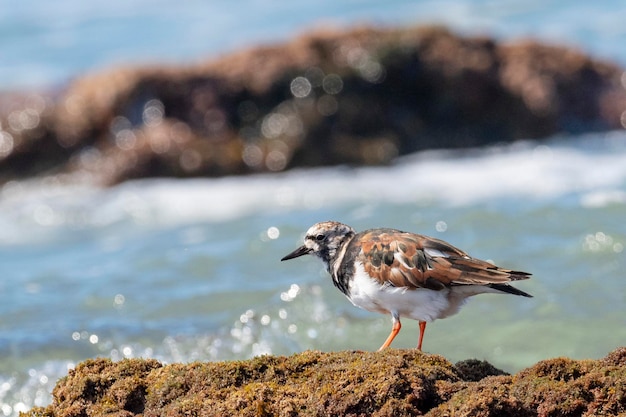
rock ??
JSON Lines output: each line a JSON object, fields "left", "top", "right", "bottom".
{"left": 430, "top": 349, "right": 626, "bottom": 416}
{"left": 22, "top": 348, "right": 626, "bottom": 417}
{"left": 1, "top": 25, "right": 626, "bottom": 184}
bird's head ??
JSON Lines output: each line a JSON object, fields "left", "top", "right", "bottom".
{"left": 281, "top": 221, "right": 355, "bottom": 266}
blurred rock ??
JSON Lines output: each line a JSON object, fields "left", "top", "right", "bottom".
{"left": 1, "top": 26, "right": 626, "bottom": 184}
{"left": 22, "top": 348, "right": 626, "bottom": 416}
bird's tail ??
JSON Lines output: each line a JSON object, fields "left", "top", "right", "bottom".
{"left": 489, "top": 283, "right": 533, "bottom": 297}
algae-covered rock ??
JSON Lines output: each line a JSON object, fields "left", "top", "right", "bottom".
{"left": 2, "top": 25, "right": 626, "bottom": 184}
{"left": 22, "top": 348, "right": 626, "bottom": 417}
{"left": 430, "top": 348, "right": 626, "bottom": 417}
{"left": 24, "top": 350, "right": 459, "bottom": 417}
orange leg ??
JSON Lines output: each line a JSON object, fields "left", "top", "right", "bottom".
{"left": 378, "top": 315, "right": 401, "bottom": 351}
{"left": 417, "top": 321, "right": 426, "bottom": 351}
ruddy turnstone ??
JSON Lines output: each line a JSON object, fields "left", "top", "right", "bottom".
{"left": 281, "top": 221, "right": 532, "bottom": 351}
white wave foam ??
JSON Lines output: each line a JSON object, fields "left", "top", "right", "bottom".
{"left": 1, "top": 133, "right": 625, "bottom": 246}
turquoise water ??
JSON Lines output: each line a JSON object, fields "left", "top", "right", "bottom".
{"left": 2, "top": 1, "right": 626, "bottom": 415}
{"left": 2, "top": 0, "right": 626, "bottom": 89}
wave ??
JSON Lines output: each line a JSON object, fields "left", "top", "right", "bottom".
{"left": 0, "top": 132, "right": 625, "bottom": 246}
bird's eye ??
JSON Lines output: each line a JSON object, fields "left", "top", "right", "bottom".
{"left": 316, "top": 234, "right": 325, "bottom": 241}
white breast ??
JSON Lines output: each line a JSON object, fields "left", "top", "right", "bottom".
{"left": 346, "top": 261, "right": 469, "bottom": 322}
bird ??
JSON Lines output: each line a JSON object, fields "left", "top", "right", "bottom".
{"left": 281, "top": 221, "right": 532, "bottom": 351}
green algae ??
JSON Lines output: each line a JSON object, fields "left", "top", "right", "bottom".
{"left": 22, "top": 348, "right": 626, "bottom": 417}
{"left": 429, "top": 349, "right": 626, "bottom": 417}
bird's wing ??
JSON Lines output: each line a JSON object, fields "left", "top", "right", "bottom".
{"left": 356, "top": 229, "right": 531, "bottom": 291}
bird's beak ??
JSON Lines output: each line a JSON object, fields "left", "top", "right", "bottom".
{"left": 281, "top": 245, "right": 312, "bottom": 261}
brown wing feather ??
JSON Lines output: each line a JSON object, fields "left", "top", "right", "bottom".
{"left": 357, "top": 230, "right": 530, "bottom": 290}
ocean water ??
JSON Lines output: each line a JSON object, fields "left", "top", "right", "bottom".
{"left": 2, "top": 1, "right": 626, "bottom": 416}
{"left": 2, "top": 0, "right": 626, "bottom": 90}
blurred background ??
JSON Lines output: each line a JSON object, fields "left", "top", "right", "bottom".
{"left": 1, "top": 0, "right": 626, "bottom": 415}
